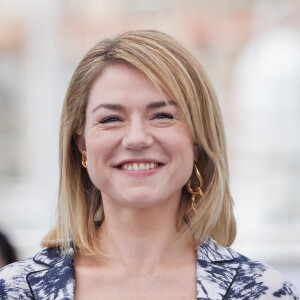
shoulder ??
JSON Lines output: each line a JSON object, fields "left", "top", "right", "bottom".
{"left": 0, "top": 256, "right": 37, "bottom": 299}
{"left": 197, "top": 238, "right": 299, "bottom": 299}
{"left": 0, "top": 247, "right": 63, "bottom": 300}
{"left": 228, "top": 247, "right": 299, "bottom": 299}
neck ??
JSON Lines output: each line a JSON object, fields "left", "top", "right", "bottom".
{"left": 95, "top": 201, "right": 194, "bottom": 274}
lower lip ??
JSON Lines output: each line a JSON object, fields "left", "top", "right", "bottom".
{"left": 115, "top": 165, "right": 163, "bottom": 177}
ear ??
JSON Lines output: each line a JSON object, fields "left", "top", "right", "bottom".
{"left": 193, "top": 144, "right": 199, "bottom": 162}
{"left": 73, "top": 131, "right": 86, "bottom": 153}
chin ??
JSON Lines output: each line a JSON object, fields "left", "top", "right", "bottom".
{"left": 118, "top": 191, "right": 164, "bottom": 208}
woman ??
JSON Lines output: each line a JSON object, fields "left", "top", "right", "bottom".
{"left": 0, "top": 30, "right": 298, "bottom": 299}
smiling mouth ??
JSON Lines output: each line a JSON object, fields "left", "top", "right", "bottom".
{"left": 119, "top": 162, "right": 161, "bottom": 171}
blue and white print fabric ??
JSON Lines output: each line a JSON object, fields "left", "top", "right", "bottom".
{"left": 0, "top": 237, "right": 299, "bottom": 299}
{"left": 196, "top": 238, "right": 299, "bottom": 299}
{"left": 0, "top": 246, "right": 75, "bottom": 300}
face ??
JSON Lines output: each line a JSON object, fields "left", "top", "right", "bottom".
{"left": 77, "top": 63, "right": 197, "bottom": 209}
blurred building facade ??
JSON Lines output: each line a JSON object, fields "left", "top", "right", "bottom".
{"left": 0, "top": 0, "right": 299, "bottom": 284}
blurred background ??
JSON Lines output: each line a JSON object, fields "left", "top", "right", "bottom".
{"left": 0, "top": 0, "right": 299, "bottom": 288}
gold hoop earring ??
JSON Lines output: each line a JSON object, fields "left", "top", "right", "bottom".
{"left": 186, "top": 162, "right": 204, "bottom": 213}
{"left": 82, "top": 151, "right": 87, "bottom": 169}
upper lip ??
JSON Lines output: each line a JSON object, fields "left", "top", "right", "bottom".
{"left": 112, "top": 158, "right": 165, "bottom": 167}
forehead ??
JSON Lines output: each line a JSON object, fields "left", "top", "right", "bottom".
{"left": 88, "top": 63, "right": 174, "bottom": 109}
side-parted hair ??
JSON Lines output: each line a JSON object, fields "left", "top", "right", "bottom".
{"left": 42, "top": 30, "right": 236, "bottom": 255}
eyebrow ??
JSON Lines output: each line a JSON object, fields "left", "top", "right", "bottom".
{"left": 92, "top": 100, "right": 177, "bottom": 113}
{"left": 92, "top": 103, "right": 124, "bottom": 113}
{"left": 146, "top": 100, "right": 177, "bottom": 109}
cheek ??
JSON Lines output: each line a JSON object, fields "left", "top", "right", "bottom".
{"left": 85, "top": 132, "right": 116, "bottom": 173}
{"left": 168, "top": 127, "right": 194, "bottom": 157}
{"left": 85, "top": 136, "right": 112, "bottom": 191}
{"left": 158, "top": 127, "right": 195, "bottom": 177}
{"left": 86, "top": 129, "right": 116, "bottom": 154}
{"left": 172, "top": 127, "right": 195, "bottom": 174}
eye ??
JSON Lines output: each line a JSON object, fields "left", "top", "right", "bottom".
{"left": 153, "top": 113, "right": 174, "bottom": 119}
{"left": 99, "top": 116, "right": 122, "bottom": 123}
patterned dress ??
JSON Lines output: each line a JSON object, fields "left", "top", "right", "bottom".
{"left": 0, "top": 237, "right": 298, "bottom": 299}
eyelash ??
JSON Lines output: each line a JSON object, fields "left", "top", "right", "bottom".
{"left": 153, "top": 112, "right": 174, "bottom": 119}
{"left": 99, "top": 116, "right": 122, "bottom": 123}
{"left": 99, "top": 112, "right": 174, "bottom": 124}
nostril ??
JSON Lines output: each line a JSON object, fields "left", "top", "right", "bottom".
{"left": 122, "top": 132, "right": 153, "bottom": 150}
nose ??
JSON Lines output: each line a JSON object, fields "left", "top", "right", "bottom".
{"left": 122, "top": 119, "right": 153, "bottom": 150}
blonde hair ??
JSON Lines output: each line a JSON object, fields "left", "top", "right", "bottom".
{"left": 42, "top": 30, "right": 236, "bottom": 254}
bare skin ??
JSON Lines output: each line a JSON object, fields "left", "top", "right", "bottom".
{"left": 74, "top": 64, "right": 198, "bottom": 299}
{"left": 74, "top": 207, "right": 197, "bottom": 300}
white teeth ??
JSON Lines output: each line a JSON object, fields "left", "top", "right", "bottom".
{"left": 121, "top": 162, "right": 159, "bottom": 171}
